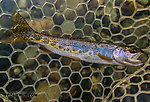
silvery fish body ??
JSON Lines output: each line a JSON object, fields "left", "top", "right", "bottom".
{"left": 1, "top": 12, "right": 147, "bottom": 66}
{"left": 29, "top": 33, "right": 120, "bottom": 65}
{"left": 23, "top": 32, "right": 146, "bottom": 66}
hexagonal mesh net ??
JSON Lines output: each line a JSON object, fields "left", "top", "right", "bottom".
{"left": 0, "top": 0, "right": 150, "bottom": 102}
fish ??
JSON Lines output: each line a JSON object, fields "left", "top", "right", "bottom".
{"left": 0, "top": 12, "right": 148, "bottom": 66}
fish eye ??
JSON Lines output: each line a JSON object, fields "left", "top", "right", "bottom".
{"left": 127, "top": 47, "right": 140, "bottom": 53}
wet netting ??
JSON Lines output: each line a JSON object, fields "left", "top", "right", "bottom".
{"left": 0, "top": 0, "right": 150, "bottom": 102}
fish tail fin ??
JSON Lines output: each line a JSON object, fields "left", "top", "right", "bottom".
{"left": 11, "top": 11, "right": 36, "bottom": 37}
{"left": 1, "top": 11, "right": 36, "bottom": 43}
{"left": 0, "top": 29, "right": 16, "bottom": 44}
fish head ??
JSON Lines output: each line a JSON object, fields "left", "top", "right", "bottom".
{"left": 113, "top": 47, "right": 148, "bottom": 66}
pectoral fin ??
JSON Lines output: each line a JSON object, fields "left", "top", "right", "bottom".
{"left": 96, "top": 54, "right": 113, "bottom": 62}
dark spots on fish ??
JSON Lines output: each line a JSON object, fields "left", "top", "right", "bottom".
{"left": 51, "top": 43, "right": 56, "bottom": 46}
{"left": 31, "top": 33, "right": 38, "bottom": 37}
{"left": 93, "top": 49, "right": 97, "bottom": 55}
{"left": 72, "top": 45, "right": 79, "bottom": 50}
{"left": 32, "top": 34, "right": 37, "bottom": 37}
{"left": 67, "top": 48, "right": 69, "bottom": 51}
{"left": 42, "top": 37, "right": 49, "bottom": 44}
{"left": 62, "top": 42, "right": 67, "bottom": 47}
{"left": 74, "top": 43, "right": 81, "bottom": 49}
{"left": 43, "top": 37, "right": 48, "bottom": 40}
{"left": 28, "top": 32, "right": 42, "bottom": 40}
{"left": 82, "top": 45, "right": 89, "bottom": 53}
{"left": 96, "top": 53, "right": 113, "bottom": 62}
{"left": 59, "top": 45, "right": 63, "bottom": 49}
{"left": 28, "top": 33, "right": 31, "bottom": 36}
{"left": 43, "top": 40, "right": 49, "bottom": 44}
{"left": 79, "top": 50, "right": 82, "bottom": 53}
{"left": 29, "top": 37, "right": 34, "bottom": 40}
{"left": 83, "top": 48, "right": 87, "bottom": 53}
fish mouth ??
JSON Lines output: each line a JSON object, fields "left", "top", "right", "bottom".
{"left": 129, "top": 52, "right": 142, "bottom": 62}
{"left": 127, "top": 52, "right": 148, "bottom": 66}
{"left": 112, "top": 47, "right": 148, "bottom": 66}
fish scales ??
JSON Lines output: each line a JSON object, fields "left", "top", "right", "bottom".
{"left": 0, "top": 12, "right": 147, "bottom": 66}
{"left": 27, "top": 32, "right": 119, "bottom": 64}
